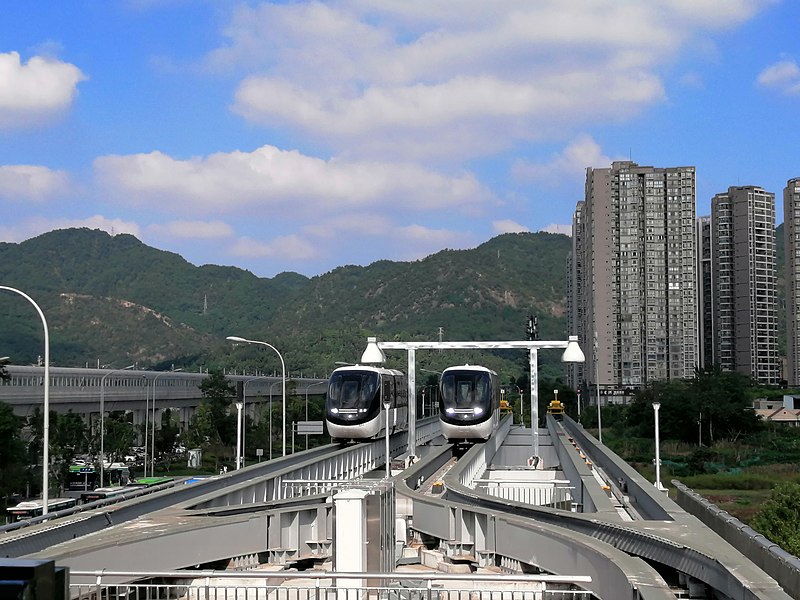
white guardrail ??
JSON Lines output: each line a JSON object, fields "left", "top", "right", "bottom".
{"left": 70, "top": 570, "right": 593, "bottom": 600}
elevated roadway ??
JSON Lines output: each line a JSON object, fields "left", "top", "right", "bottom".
{"left": 1, "top": 414, "right": 792, "bottom": 599}
{"left": 0, "top": 364, "right": 327, "bottom": 430}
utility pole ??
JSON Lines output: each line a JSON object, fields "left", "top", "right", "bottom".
{"left": 526, "top": 315, "right": 538, "bottom": 341}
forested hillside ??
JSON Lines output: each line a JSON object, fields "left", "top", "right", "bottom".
{"left": 0, "top": 228, "right": 572, "bottom": 379}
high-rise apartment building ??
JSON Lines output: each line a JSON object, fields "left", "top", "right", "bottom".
{"left": 696, "top": 216, "right": 714, "bottom": 370}
{"left": 710, "top": 186, "right": 779, "bottom": 385}
{"left": 785, "top": 178, "right": 800, "bottom": 387}
{"left": 570, "top": 161, "right": 697, "bottom": 399}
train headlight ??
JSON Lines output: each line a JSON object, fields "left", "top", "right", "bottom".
{"left": 330, "top": 408, "right": 339, "bottom": 415}
{"left": 473, "top": 407, "right": 484, "bottom": 415}
{"left": 445, "top": 407, "right": 455, "bottom": 415}
{"left": 358, "top": 408, "right": 367, "bottom": 413}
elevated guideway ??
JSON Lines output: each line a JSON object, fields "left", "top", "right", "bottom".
{"left": 2, "top": 413, "right": 792, "bottom": 599}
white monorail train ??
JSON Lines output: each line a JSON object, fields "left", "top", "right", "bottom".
{"left": 438, "top": 364, "right": 501, "bottom": 442}
{"left": 325, "top": 365, "right": 409, "bottom": 441}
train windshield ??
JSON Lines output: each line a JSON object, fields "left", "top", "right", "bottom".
{"left": 327, "top": 371, "right": 380, "bottom": 412}
{"left": 440, "top": 370, "right": 491, "bottom": 414}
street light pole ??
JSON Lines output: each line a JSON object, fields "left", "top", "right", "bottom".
{"left": 100, "top": 364, "right": 134, "bottom": 486}
{"left": 0, "top": 286, "right": 50, "bottom": 514}
{"left": 653, "top": 402, "right": 665, "bottom": 492}
{"left": 235, "top": 402, "right": 244, "bottom": 469}
{"left": 227, "top": 337, "right": 287, "bottom": 457}
{"left": 383, "top": 398, "right": 391, "bottom": 478}
{"left": 594, "top": 331, "right": 602, "bottom": 444}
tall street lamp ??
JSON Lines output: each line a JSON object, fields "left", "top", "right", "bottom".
{"left": 653, "top": 402, "right": 666, "bottom": 492}
{"left": 0, "top": 286, "right": 50, "bottom": 514}
{"left": 150, "top": 368, "right": 182, "bottom": 477}
{"left": 100, "top": 364, "right": 134, "bottom": 486}
{"left": 304, "top": 381, "right": 328, "bottom": 450}
{"left": 235, "top": 402, "right": 244, "bottom": 469}
{"left": 227, "top": 337, "right": 287, "bottom": 456}
{"left": 515, "top": 386, "right": 525, "bottom": 426}
{"left": 383, "top": 397, "right": 391, "bottom": 478}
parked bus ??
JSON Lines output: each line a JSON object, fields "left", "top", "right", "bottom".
{"left": 80, "top": 486, "right": 129, "bottom": 504}
{"left": 6, "top": 498, "right": 77, "bottom": 522}
{"left": 67, "top": 463, "right": 130, "bottom": 492}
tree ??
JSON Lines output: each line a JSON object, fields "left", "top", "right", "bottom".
{"left": 104, "top": 412, "right": 136, "bottom": 462}
{"left": 751, "top": 483, "right": 800, "bottom": 555}
{"left": 0, "top": 402, "right": 27, "bottom": 504}
{"left": 197, "top": 369, "right": 236, "bottom": 447}
{"left": 691, "top": 366, "right": 759, "bottom": 443}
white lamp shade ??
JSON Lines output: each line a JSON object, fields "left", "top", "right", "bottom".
{"left": 561, "top": 336, "right": 586, "bottom": 363}
{"left": 360, "top": 337, "right": 386, "bottom": 363}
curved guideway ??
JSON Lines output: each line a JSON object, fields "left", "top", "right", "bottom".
{"left": 405, "top": 414, "right": 790, "bottom": 599}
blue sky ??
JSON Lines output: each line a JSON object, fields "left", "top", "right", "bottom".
{"left": 1, "top": 0, "right": 798, "bottom": 278}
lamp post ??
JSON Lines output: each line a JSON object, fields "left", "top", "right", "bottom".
{"left": 419, "top": 385, "right": 437, "bottom": 418}
{"left": 227, "top": 337, "right": 287, "bottom": 457}
{"left": 268, "top": 380, "right": 282, "bottom": 460}
{"left": 150, "top": 368, "right": 182, "bottom": 477}
{"left": 100, "top": 364, "right": 134, "bottom": 486}
{"left": 653, "top": 402, "right": 666, "bottom": 492}
{"left": 235, "top": 402, "right": 244, "bottom": 469}
{"left": 383, "top": 397, "right": 391, "bottom": 478}
{"left": 515, "top": 386, "right": 525, "bottom": 426}
{"left": 304, "top": 381, "right": 328, "bottom": 450}
{"left": 0, "top": 286, "right": 50, "bottom": 514}
{"left": 594, "top": 331, "right": 602, "bottom": 444}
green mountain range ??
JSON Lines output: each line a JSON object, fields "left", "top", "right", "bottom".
{"left": 0, "top": 228, "right": 572, "bottom": 381}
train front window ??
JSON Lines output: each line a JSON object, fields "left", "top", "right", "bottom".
{"left": 441, "top": 371, "right": 490, "bottom": 415}
{"left": 328, "top": 371, "right": 379, "bottom": 413}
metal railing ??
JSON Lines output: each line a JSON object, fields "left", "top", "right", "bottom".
{"left": 70, "top": 570, "right": 593, "bottom": 600}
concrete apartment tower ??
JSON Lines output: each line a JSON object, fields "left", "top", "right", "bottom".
{"left": 711, "top": 186, "right": 779, "bottom": 385}
{"left": 571, "top": 161, "right": 698, "bottom": 403}
{"left": 786, "top": 178, "right": 800, "bottom": 387}
{"left": 695, "top": 216, "right": 714, "bottom": 370}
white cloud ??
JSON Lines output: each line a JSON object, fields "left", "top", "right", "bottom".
{"left": 0, "top": 165, "right": 72, "bottom": 201}
{"left": 303, "top": 214, "right": 392, "bottom": 239}
{"left": 540, "top": 223, "right": 572, "bottom": 236}
{"left": 0, "top": 52, "right": 87, "bottom": 128}
{"left": 492, "top": 220, "right": 529, "bottom": 235}
{"left": 511, "top": 135, "right": 617, "bottom": 183}
{"left": 94, "top": 145, "right": 491, "bottom": 215}
{"left": 229, "top": 234, "right": 316, "bottom": 260}
{"left": 757, "top": 59, "right": 800, "bottom": 95}
{"left": 391, "top": 224, "right": 468, "bottom": 261}
{"left": 147, "top": 220, "right": 234, "bottom": 239}
{"left": 0, "top": 216, "right": 139, "bottom": 243}
{"left": 216, "top": 0, "right": 769, "bottom": 160}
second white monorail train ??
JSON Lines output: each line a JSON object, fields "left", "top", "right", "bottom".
{"left": 325, "top": 365, "right": 409, "bottom": 441}
{"left": 438, "top": 364, "right": 501, "bottom": 442}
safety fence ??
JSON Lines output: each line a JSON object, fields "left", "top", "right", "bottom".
{"left": 69, "top": 570, "right": 594, "bottom": 600}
